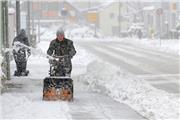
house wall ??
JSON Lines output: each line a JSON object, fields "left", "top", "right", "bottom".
{"left": 27, "top": 1, "right": 79, "bottom": 25}
{"left": 98, "top": 2, "right": 128, "bottom": 36}
{"left": 143, "top": 2, "right": 179, "bottom": 39}
{"left": 99, "top": 3, "right": 119, "bottom": 36}
{"left": 119, "top": 4, "right": 129, "bottom": 32}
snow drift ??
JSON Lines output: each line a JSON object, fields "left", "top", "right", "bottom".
{"left": 0, "top": 54, "right": 2, "bottom": 119}
{"left": 78, "top": 61, "right": 180, "bottom": 120}
{"left": 0, "top": 54, "right": 3, "bottom": 89}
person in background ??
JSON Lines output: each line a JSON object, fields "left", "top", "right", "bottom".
{"left": 12, "top": 29, "right": 31, "bottom": 76}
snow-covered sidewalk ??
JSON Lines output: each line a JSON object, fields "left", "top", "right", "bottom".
{"left": 0, "top": 42, "right": 72, "bottom": 119}
{"left": 0, "top": 40, "right": 96, "bottom": 119}
{"left": 1, "top": 78, "right": 71, "bottom": 119}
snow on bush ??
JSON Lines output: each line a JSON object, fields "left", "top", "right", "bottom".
{"left": 78, "top": 61, "right": 180, "bottom": 120}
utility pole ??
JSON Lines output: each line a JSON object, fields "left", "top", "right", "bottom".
{"left": 31, "top": 1, "right": 35, "bottom": 47}
{"left": 37, "top": 1, "right": 41, "bottom": 43}
{"left": 16, "top": 0, "right": 20, "bottom": 35}
{"left": 119, "top": 0, "right": 121, "bottom": 38}
{"left": 31, "top": 2, "right": 34, "bottom": 36}
{"left": 26, "top": 1, "right": 30, "bottom": 42}
{"left": 2, "top": 1, "right": 10, "bottom": 80}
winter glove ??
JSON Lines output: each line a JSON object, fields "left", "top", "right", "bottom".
{"left": 27, "top": 48, "right": 31, "bottom": 56}
{"left": 60, "top": 57, "right": 65, "bottom": 62}
{"left": 14, "top": 54, "right": 18, "bottom": 61}
{"left": 49, "top": 59, "right": 55, "bottom": 64}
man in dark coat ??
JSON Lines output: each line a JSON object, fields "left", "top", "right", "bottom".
{"left": 12, "top": 29, "right": 31, "bottom": 76}
{"left": 47, "top": 29, "right": 76, "bottom": 76}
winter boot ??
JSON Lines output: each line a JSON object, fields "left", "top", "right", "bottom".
{"left": 21, "top": 70, "right": 29, "bottom": 76}
{"left": 14, "top": 70, "right": 21, "bottom": 76}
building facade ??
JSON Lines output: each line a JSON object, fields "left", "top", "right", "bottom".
{"left": 98, "top": 2, "right": 129, "bottom": 37}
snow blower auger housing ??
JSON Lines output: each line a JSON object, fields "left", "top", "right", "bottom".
{"left": 43, "top": 55, "right": 73, "bottom": 101}
{"left": 43, "top": 77, "right": 73, "bottom": 101}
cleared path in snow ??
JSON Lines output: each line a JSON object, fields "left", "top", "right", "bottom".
{"left": 77, "top": 41, "right": 180, "bottom": 94}
{"left": 68, "top": 80, "right": 146, "bottom": 120}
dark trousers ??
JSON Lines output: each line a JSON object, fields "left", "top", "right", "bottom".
{"left": 50, "top": 63, "right": 72, "bottom": 76}
{"left": 15, "top": 60, "right": 27, "bottom": 73}
{"left": 55, "top": 64, "right": 71, "bottom": 76}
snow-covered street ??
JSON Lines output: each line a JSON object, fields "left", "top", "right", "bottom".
{"left": 77, "top": 40, "right": 180, "bottom": 94}
{"left": 1, "top": 37, "right": 179, "bottom": 119}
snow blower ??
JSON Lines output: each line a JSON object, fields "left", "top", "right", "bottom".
{"left": 43, "top": 55, "right": 73, "bottom": 101}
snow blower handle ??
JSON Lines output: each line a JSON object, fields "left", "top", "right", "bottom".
{"left": 47, "top": 55, "right": 69, "bottom": 59}
{"left": 53, "top": 55, "right": 70, "bottom": 62}
{"left": 47, "top": 55, "right": 70, "bottom": 64}
{"left": 46, "top": 55, "right": 54, "bottom": 60}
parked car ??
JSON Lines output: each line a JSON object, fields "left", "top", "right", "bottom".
{"left": 170, "top": 23, "right": 180, "bottom": 39}
{"left": 128, "top": 23, "right": 146, "bottom": 39}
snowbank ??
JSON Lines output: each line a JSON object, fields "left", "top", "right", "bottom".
{"left": 78, "top": 61, "right": 180, "bottom": 120}
{"left": 122, "top": 38, "right": 180, "bottom": 55}
{"left": 0, "top": 54, "right": 2, "bottom": 119}
{"left": 0, "top": 54, "right": 2, "bottom": 88}
{"left": 72, "top": 45, "right": 96, "bottom": 67}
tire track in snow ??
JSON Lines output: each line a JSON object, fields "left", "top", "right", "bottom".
{"left": 77, "top": 42, "right": 180, "bottom": 94}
